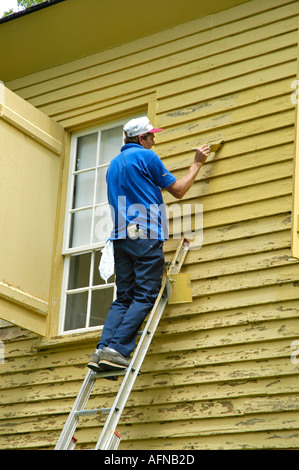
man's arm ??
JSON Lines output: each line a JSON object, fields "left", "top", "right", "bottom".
{"left": 165, "top": 144, "right": 211, "bottom": 199}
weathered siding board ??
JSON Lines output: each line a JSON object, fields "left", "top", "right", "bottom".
{"left": 1, "top": 0, "right": 299, "bottom": 450}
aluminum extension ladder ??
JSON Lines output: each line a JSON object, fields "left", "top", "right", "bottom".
{"left": 55, "top": 238, "right": 190, "bottom": 450}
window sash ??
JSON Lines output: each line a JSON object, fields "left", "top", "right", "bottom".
{"left": 63, "top": 122, "right": 125, "bottom": 254}
{"left": 59, "top": 251, "right": 115, "bottom": 334}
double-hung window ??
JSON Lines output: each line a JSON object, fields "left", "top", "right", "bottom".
{"left": 60, "top": 119, "right": 129, "bottom": 334}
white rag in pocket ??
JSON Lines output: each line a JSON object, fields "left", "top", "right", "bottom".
{"left": 99, "top": 240, "right": 115, "bottom": 283}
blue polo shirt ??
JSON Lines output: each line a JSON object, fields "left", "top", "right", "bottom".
{"left": 106, "top": 143, "right": 176, "bottom": 240}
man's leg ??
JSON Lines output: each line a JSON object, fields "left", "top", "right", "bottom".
{"left": 106, "top": 238, "right": 165, "bottom": 358}
{"left": 97, "top": 239, "right": 135, "bottom": 350}
{"left": 88, "top": 240, "right": 135, "bottom": 373}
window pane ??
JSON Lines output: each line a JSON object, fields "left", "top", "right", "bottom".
{"left": 73, "top": 170, "right": 95, "bottom": 209}
{"left": 93, "top": 203, "right": 114, "bottom": 243}
{"left": 99, "top": 126, "right": 123, "bottom": 165}
{"left": 76, "top": 133, "right": 98, "bottom": 171}
{"left": 70, "top": 209, "right": 92, "bottom": 248}
{"left": 89, "top": 288, "right": 114, "bottom": 327}
{"left": 96, "top": 167, "right": 108, "bottom": 204}
{"left": 93, "top": 249, "right": 115, "bottom": 286}
{"left": 64, "top": 291, "right": 88, "bottom": 331}
{"left": 68, "top": 252, "right": 91, "bottom": 290}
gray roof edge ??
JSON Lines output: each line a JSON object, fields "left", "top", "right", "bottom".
{"left": 0, "top": 0, "right": 66, "bottom": 25}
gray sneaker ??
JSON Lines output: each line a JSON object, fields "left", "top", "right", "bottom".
{"left": 98, "top": 347, "right": 129, "bottom": 371}
{"left": 87, "top": 348, "right": 119, "bottom": 381}
{"left": 87, "top": 348, "right": 102, "bottom": 372}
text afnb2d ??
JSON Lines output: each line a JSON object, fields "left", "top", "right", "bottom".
{"left": 104, "top": 454, "right": 195, "bottom": 467}
{"left": 147, "top": 454, "right": 195, "bottom": 465}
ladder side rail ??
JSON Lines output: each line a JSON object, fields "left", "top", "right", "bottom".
{"left": 95, "top": 287, "right": 168, "bottom": 449}
{"left": 55, "top": 370, "right": 97, "bottom": 450}
{"left": 95, "top": 238, "right": 190, "bottom": 450}
{"left": 170, "top": 239, "right": 190, "bottom": 275}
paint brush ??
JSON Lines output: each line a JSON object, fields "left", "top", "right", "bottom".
{"left": 192, "top": 140, "right": 224, "bottom": 152}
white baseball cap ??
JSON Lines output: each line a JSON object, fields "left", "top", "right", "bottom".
{"left": 124, "top": 116, "right": 163, "bottom": 137}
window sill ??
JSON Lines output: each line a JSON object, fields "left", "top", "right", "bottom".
{"left": 36, "top": 328, "right": 101, "bottom": 352}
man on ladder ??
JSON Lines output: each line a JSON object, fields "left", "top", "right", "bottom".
{"left": 87, "top": 116, "right": 211, "bottom": 373}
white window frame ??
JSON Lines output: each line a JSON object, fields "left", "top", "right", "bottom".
{"left": 59, "top": 117, "right": 133, "bottom": 335}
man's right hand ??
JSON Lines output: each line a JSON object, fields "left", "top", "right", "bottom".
{"left": 166, "top": 144, "right": 211, "bottom": 199}
{"left": 194, "top": 144, "right": 211, "bottom": 165}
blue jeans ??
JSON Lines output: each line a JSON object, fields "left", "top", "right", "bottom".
{"left": 97, "top": 237, "right": 165, "bottom": 358}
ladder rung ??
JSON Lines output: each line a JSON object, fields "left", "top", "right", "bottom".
{"left": 92, "top": 369, "right": 127, "bottom": 379}
{"left": 74, "top": 408, "right": 111, "bottom": 417}
{"left": 74, "top": 409, "right": 101, "bottom": 417}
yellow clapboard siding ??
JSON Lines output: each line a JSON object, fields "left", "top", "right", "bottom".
{"left": 1, "top": 377, "right": 298, "bottom": 445}
{"left": 137, "top": 356, "right": 299, "bottom": 389}
{"left": 53, "top": 59, "right": 295, "bottom": 128}
{"left": 10, "top": 0, "right": 298, "bottom": 99}
{"left": 159, "top": 93, "right": 294, "bottom": 147}
{"left": 164, "top": 143, "right": 294, "bottom": 184}
{"left": 157, "top": 46, "right": 297, "bottom": 102}
{"left": 94, "top": 372, "right": 299, "bottom": 405}
{"left": 115, "top": 413, "right": 299, "bottom": 450}
{"left": 1, "top": 323, "right": 296, "bottom": 389}
{"left": 1, "top": 335, "right": 298, "bottom": 396}
{"left": 120, "top": 430, "right": 299, "bottom": 450}
{"left": 103, "top": 394, "right": 299, "bottom": 425}
{"left": 158, "top": 110, "right": 295, "bottom": 160}
{"left": 169, "top": 162, "right": 293, "bottom": 204}
{"left": 32, "top": 44, "right": 297, "bottom": 119}
{"left": 0, "top": 364, "right": 89, "bottom": 390}
{"left": 192, "top": 263, "right": 299, "bottom": 298}
{"left": 5, "top": 428, "right": 299, "bottom": 450}
{"left": 1, "top": 372, "right": 298, "bottom": 413}
{"left": 164, "top": 212, "right": 292, "bottom": 257}
{"left": 2, "top": 302, "right": 298, "bottom": 389}
{"left": 0, "top": 370, "right": 298, "bottom": 433}
{"left": 57, "top": 70, "right": 297, "bottom": 128}
{"left": 1, "top": 321, "right": 295, "bottom": 379}
{"left": 52, "top": 90, "right": 156, "bottom": 129}
{"left": 26, "top": 29, "right": 298, "bottom": 112}
{"left": 148, "top": 339, "right": 296, "bottom": 372}
{"left": 0, "top": 378, "right": 83, "bottom": 405}
{"left": 162, "top": 280, "right": 299, "bottom": 320}
{"left": 185, "top": 231, "right": 291, "bottom": 265}
{"left": 177, "top": 184, "right": 291, "bottom": 221}
{"left": 159, "top": 133, "right": 295, "bottom": 179}
{"left": 2, "top": 388, "right": 299, "bottom": 428}
{"left": 158, "top": 77, "right": 296, "bottom": 128}
{"left": 200, "top": 195, "right": 292, "bottom": 229}
{"left": 119, "top": 410, "right": 299, "bottom": 441}
{"left": 7, "top": 0, "right": 297, "bottom": 92}
{"left": 150, "top": 320, "right": 299, "bottom": 356}
{"left": 1, "top": 346, "right": 298, "bottom": 393}
{"left": 186, "top": 248, "right": 297, "bottom": 280}
{"left": 158, "top": 60, "right": 297, "bottom": 117}
{"left": 159, "top": 299, "right": 299, "bottom": 332}
{"left": 1, "top": 394, "right": 299, "bottom": 437}
{"left": 157, "top": 298, "right": 299, "bottom": 336}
